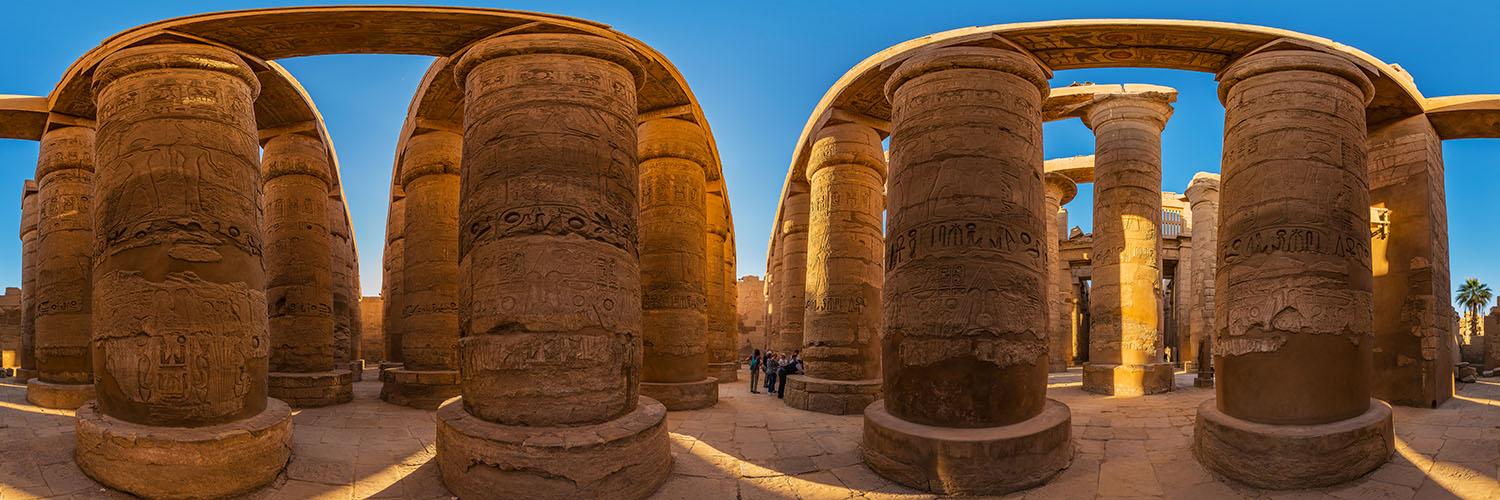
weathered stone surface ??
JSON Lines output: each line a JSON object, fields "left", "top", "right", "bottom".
{"left": 379, "top": 367, "right": 459, "bottom": 410}
{"left": 19, "top": 179, "right": 36, "bottom": 377}
{"left": 863, "top": 399, "right": 1072, "bottom": 495}
{"left": 776, "top": 187, "right": 809, "bottom": 354}
{"left": 75, "top": 399, "right": 292, "bottom": 500}
{"left": 268, "top": 368, "right": 353, "bottom": 408}
{"left": 1082, "top": 362, "right": 1176, "bottom": 396}
{"left": 640, "top": 377, "right": 719, "bottom": 411}
{"left": 360, "top": 295, "right": 384, "bottom": 363}
{"left": 1185, "top": 173, "right": 1219, "bottom": 387}
{"left": 382, "top": 185, "right": 405, "bottom": 365}
{"left": 706, "top": 188, "right": 736, "bottom": 382}
{"left": 1044, "top": 173, "right": 1077, "bottom": 374}
{"left": 1193, "top": 398, "right": 1394, "bottom": 489}
{"left": 26, "top": 377, "right": 95, "bottom": 409}
{"left": 328, "top": 193, "right": 358, "bottom": 366}
{"left": 31, "top": 125, "right": 95, "bottom": 406}
{"left": 783, "top": 374, "right": 880, "bottom": 415}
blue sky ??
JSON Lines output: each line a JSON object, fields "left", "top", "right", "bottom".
{"left": 1, "top": 1, "right": 1497, "bottom": 304}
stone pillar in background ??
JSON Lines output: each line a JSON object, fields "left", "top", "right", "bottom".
{"left": 437, "top": 34, "right": 670, "bottom": 500}
{"left": 1059, "top": 207, "right": 1078, "bottom": 365}
{"left": 77, "top": 43, "right": 290, "bottom": 499}
{"left": 1185, "top": 173, "right": 1219, "bottom": 388}
{"left": 17, "top": 180, "right": 37, "bottom": 382}
{"left": 724, "top": 234, "right": 740, "bottom": 357}
{"left": 766, "top": 247, "right": 782, "bottom": 352}
{"left": 382, "top": 130, "right": 462, "bottom": 409}
{"left": 786, "top": 122, "right": 885, "bottom": 414}
{"left": 1174, "top": 203, "right": 1193, "bottom": 369}
{"left": 706, "top": 189, "right": 738, "bottom": 382}
{"left": 863, "top": 46, "right": 1072, "bottom": 495}
{"left": 360, "top": 296, "right": 384, "bottom": 364}
{"left": 261, "top": 133, "right": 351, "bottom": 408}
{"left": 1193, "top": 48, "right": 1393, "bottom": 489}
{"left": 27, "top": 126, "right": 96, "bottom": 409}
{"left": 328, "top": 192, "right": 359, "bottom": 375}
{"left": 1367, "top": 115, "right": 1454, "bottom": 406}
{"left": 778, "top": 185, "right": 810, "bottom": 353}
{"left": 1081, "top": 88, "right": 1177, "bottom": 396}
{"left": 1044, "top": 173, "right": 1078, "bottom": 373}
{"left": 637, "top": 117, "right": 718, "bottom": 410}
{"left": 381, "top": 185, "right": 405, "bottom": 372}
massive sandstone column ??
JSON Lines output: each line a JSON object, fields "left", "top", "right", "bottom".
{"left": 328, "top": 192, "right": 359, "bottom": 373}
{"left": 28, "top": 127, "right": 96, "bottom": 409}
{"left": 383, "top": 130, "right": 462, "bottom": 409}
{"left": 706, "top": 189, "right": 738, "bottom": 382}
{"left": 863, "top": 46, "right": 1072, "bottom": 495}
{"left": 78, "top": 43, "right": 291, "bottom": 499}
{"left": 381, "top": 185, "right": 405, "bottom": 371}
{"left": 1185, "top": 173, "right": 1219, "bottom": 388}
{"left": 1044, "top": 172, "right": 1078, "bottom": 373}
{"left": 1058, "top": 207, "right": 1078, "bottom": 365}
{"left": 261, "top": 133, "right": 352, "bottom": 407}
{"left": 17, "top": 180, "right": 37, "bottom": 382}
{"left": 1080, "top": 88, "right": 1176, "bottom": 396}
{"left": 778, "top": 185, "right": 810, "bottom": 353}
{"left": 1193, "top": 48, "right": 1393, "bottom": 488}
{"left": 637, "top": 117, "right": 718, "bottom": 410}
{"left": 766, "top": 247, "right": 782, "bottom": 351}
{"left": 785, "top": 122, "right": 885, "bottom": 414}
{"left": 724, "top": 234, "right": 739, "bottom": 357}
{"left": 436, "top": 34, "right": 670, "bottom": 500}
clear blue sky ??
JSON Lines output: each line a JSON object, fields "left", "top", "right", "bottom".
{"left": 1, "top": 1, "right": 1497, "bottom": 306}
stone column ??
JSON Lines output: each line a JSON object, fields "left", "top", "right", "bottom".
{"left": 1185, "top": 173, "right": 1219, "bottom": 388}
{"left": 705, "top": 189, "right": 738, "bottom": 382}
{"left": 328, "top": 192, "right": 358, "bottom": 374}
{"left": 17, "top": 180, "right": 37, "bottom": 382}
{"left": 778, "top": 185, "right": 810, "bottom": 353}
{"left": 1059, "top": 207, "right": 1077, "bottom": 365}
{"left": 785, "top": 122, "right": 885, "bottom": 414}
{"left": 1044, "top": 173, "right": 1078, "bottom": 373}
{"left": 436, "top": 34, "right": 670, "bottom": 500}
{"left": 636, "top": 117, "right": 718, "bottom": 410}
{"left": 77, "top": 43, "right": 291, "bottom": 499}
{"left": 724, "top": 234, "right": 739, "bottom": 359}
{"left": 380, "top": 185, "right": 405, "bottom": 372}
{"left": 28, "top": 126, "right": 96, "bottom": 409}
{"left": 261, "top": 133, "right": 352, "bottom": 407}
{"left": 767, "top": 248, "right": 782, "bottom": 351}
{"left": 1193, "top": 48, "right": 1393, "bottom": 489}
{"left": 1080, "top": 90, "right": 1176, "bottom": 396}
{"left": 382, "top": 130, "right": 461, "bottom": 409}
{"left": 863, "top": 46, "right": 1072, "bottom": 495}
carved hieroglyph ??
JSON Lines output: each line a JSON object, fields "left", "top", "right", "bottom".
{"left": 262, "top": 133, "right": 335, "bottom": 375}
{"left": 34, "top": 126, "right": 94, "bottom": 385}
{"left": 638, "top": 117, "right": 710, "bottom": 384}
{"left": 19, "top": 180, "right": 37, "bottom": 375}
{"left": 705, "top": 189, "right": 732, "bottom": 368}
{"left": 328, "top": 193, "right": 357, "bottom": 365}
{"left": 399, "top": 130, "right": 461, "bottom": 372}
{"left": 1185, "top": 173, "right": 1219, "bottom": 384}
{"left": 778, "top": 187, "right": 810, "bottom": 353}
{"left": 1043, "top": 173, "right": 1077, "bottom": 373}
{"left": 91, "top": 43, "right": 269, "bottom": 427}
{"left": 382, "top": 186, "right": 405, "bottom": 365}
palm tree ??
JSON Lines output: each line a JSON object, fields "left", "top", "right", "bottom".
{"left": 1456, "top": 278, "right": 1493, "bottom": 335}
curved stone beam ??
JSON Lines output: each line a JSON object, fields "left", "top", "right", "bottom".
{"left": 0, "top": 95, "right": 47, "bottom": 141}
{"left": 1045, "top": 155, "right": 1096, "bottom": 185}
{"left": 1424, "top": 94, "right": 1500, "bottom": 139}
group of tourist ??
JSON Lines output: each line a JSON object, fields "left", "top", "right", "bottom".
{"left": 746, "top": 349, "right": 802, "bottom": 398}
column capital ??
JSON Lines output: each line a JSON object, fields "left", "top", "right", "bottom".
{"left": 808, "top": 121, "right": 886, "bottom": 180}
{"left": 1043, "top": 172, "right": 1077, "bottom": 206}
{"left": 1080, "top": 91, "right": 1176, "bottom": 131}
{"left": 1217, "top": 49, "right": 1374, "bottom": 106}
{"left": 398, "top": 130, "right": 461, "bottom": 187}
{"left": 262, "top": 132, "right": 331, "bottom": 186}
{"left": 453, "top": 33, "right": 643, "bottom": 91}
{"left": 885, "top": 46, "right": 1050, "bottom": 101}
{"left": 36, "top": 126, "right": 94, "bottom": 180}
{"left": 1184, "top": 172, "right": 1221, "bottom": 204}
{"left": 94, "top": 43, "right": 259, "bottom": 99}
{"left": 639, "top": 117, "right": 715, "bottom": 177}
{"left": 20, "top": 179, "right": 38, "bottom": 238}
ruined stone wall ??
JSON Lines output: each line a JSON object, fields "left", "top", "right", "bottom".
{"left": 360, "top": 296, "right": 384, "bottom": 364}
{"left": 737, "top": 275, "right": 765, "bottom": 356}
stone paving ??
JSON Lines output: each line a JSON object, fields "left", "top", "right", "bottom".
{"left": 0, "top": 368, "right": 1496, "bottom": 499}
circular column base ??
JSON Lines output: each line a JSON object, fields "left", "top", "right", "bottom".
{"left": 1082, "top": 362, "right": 1175, "bottom": 396}
{"left": 380, "top": 368, "right": 460, "bottom": 409}
{"left": 26, "top": 379, "right": 95, "bottom": 409}
{"left": 639, "top": 377, "right": 718, "bottom": 410}
{"left": 862, "top": 399, "right": 1073, "bottom": 496}
{"left": 783, "top": 375, "right": 880, "bottom": 415}
{"left": 378, "top": 362, "right": 403, "bottom": 382}
{"left": 436, "top": 396, "right": 672, "bottom": 500}
{"left": 348, "top": 361, "right": 365, "bottom": 382}
{"left": 1047, "top": 361, "right": 1068, "bottom": 373}
{"left": 1193, "top": 375, "right": 1215, "bottom": 388}
{"left": 14, "top": 368, "right": 38, "bottom": 381}
{"left": 269, "top": 369, "right": 353, "bottom": 408}
{"left": 75, "top": 399, "right": 293, "bottom": 500}
{"left": 708, "top": 362, "right": 739, "bottom": 382}
{"left": 1193, "top": 398, "right": 1393, "bottom": 489}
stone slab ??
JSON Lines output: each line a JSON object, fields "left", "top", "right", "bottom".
{"left": 782, "top": 375, "right": 880, "bottom": 415}
{"left": 640, "top": 377, "right": 718, "bottom": 411}
{"left": 1082, "top": 362, "right": 1175, "bottom": 396}
{"left": 1193, "top": 397, "right": 1393, "bottom": 489}
{"left": 862, "top": 398, "right": 1073, "bottom": 495}
{"left": 435, "top": 396, "right": 671, "bottom": 500}
{"left": 270, "top": 369, "right": 353, "bottom": 408}
{"left": 26, "top": 379, "right": 94, "bottom": 409}
{"left": 15, "top": 368, "right": 37, "bottom": 381}
{"left": 1193, "top": 376, "right": 1215, "bottom": 388}
{"left": 380, "top": 368, "right": 458, "bottom": 410}
{"left": 75, "top": 398, "right": 292, "bottom": 500}
{"left": 708, "top": 362, "right": 738, "bottom": 383}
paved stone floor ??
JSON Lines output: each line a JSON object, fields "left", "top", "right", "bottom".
{"left": 1, "top": 368, "right": 1496, "bottom": 499}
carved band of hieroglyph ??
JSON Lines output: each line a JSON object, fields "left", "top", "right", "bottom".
{"left": 464, "top": 204, "right": 635, "bottom": 254}
{"left": 1223, "top": 225, "right": 1370, "bottom": 265}
{"left": 1219, "top": 287, "right": 1372, "bottom": 356}
{"left": 886, "top": 219, "right": 1040, "bottom": 268}
{"left": 462, "top": 333, "right": 622, "bottom": 371}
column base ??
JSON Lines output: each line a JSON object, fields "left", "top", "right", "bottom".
{"left": 269, "top": 369, "right": 353, "bottom": 408}
{"left": 380, "top": 368, "right": 460, "bottom": 409}
{"left": 26, "top": 379, "right": 95, "bottom": 409}
{"left": 1082, "top": 362, "right": 1175, "bottom": 396}
{"left": 348, "top": 361, "right": 365, "bottom": 382}
{"left": 784, "top": 375, "right": 880, "bottom": 415}
{"left": 75, "top": 399, "right": 292, "bottom": 500}
{"left": 378, "top": 362, "right": 403, "bottom": 382}
{"left": 1193, "top": 375, "right": 1215, "bottom": 388}
{"left": 435, "top": 396, "right": 671, "bottom": 500}
{"left": 14, "top": 368, "right": 37, "bottom": 381}
{"left": 639, "top": 377, "right": 718, "bottom": 410}
{"left": 1048, "top": 360, "right": 1068, "bottom": 373}
{"left": 708, "top": 362, "right": 739, "bottom": 382}
{"left": 1184, "top": 360, "right": 1199, "bottom": 371}
{"left": 1193, "top": 398, "right": 1393, "bottom": 489}
{"left": 863, "top": 399, "right": 1073, "bottom": 496}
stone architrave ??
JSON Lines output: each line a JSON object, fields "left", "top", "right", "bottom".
{"left": 76, "top": 43, "right": 291, "bottom": 500}
{"left": 637, "top": 117, "right": 718, "bottom": 410}
{"left": 785, "top": 122, "right": 885, "bottom": 415}
{"left": 862, "top": 46, "right": 1072, "bottom": 496}
{"left": 778, "top": 186, "right": 810, "bottom": 353}
{"left": 1080, "top": 88, "right": 1177, "bottom": 396}
{"left": 435, "top": 34, "right": 670, "bottom": 500}
{"left": 382, "top": 130, "right": 461, "bottom": 409}
{"left": 381, "top": 185, "right": 405, "bottom": 372}
{"left": 1185, "top": 173, "right": 1219, "bottom": 388}
{"left": 28, "top": 126, "right": 97, "bottom": 409}
{"left": 17, "top": 180, "right": 37, "bottom": 382}
{"left": 705, "top": 190, "right": 735, "bottom": 382}
{"left": 261, "top": 133, "right": 352, "bottom": 408}
{"left": 1193, "top": 47, "right": 1394, "bottom": 489}
{"left": 1043, "top": 173, "right": 1078, "bottom": 373}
